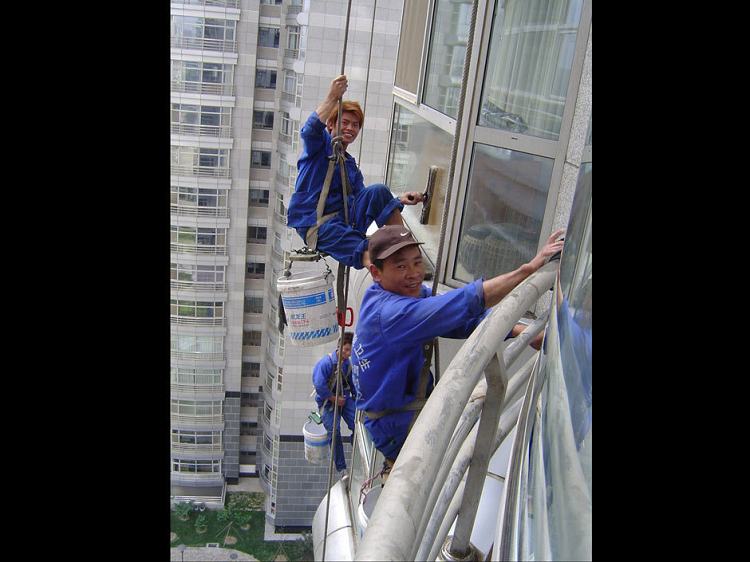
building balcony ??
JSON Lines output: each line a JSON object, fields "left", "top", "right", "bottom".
{"left": 171, "top": 315, "right": 225, "bottom": 327}
{"left": 171, "top": 203, "right": 229, "bottom": 218}
{"left": 171, "top": 80, "right": 234, "bottom": 97}
{"left": 283, "top": 48, "right": 299, "bottom": 60}
{"left": 171, "top": 123, "right": 233, "bottom": 138}
{"left": 171, "top": 351, "right": 225, "bottom": 362}
{"left": 171, "top": 37, "right": 237, "bottom": 53}
{"left": 173, "top": 0, "right": 240, "bottom": 8}
{"left": 171, "top": 442, "right": 224, "bottom": 454}
{"left": 170, "top": 382, "right": 224, "bottom": 395}
{"left": 171, "top": 280, "right": 227, "bottom": 292}
{"left": 170, "top": 243, "right": 227, "bottom": 256}
{"left": 171, "top": 413, "right": 224, "bottom": 426}
{"left": 170, "top": 471, "right": 224, "bottom": 486}
{"left": 171, "top": 165, "right": 231, "bottom": 178}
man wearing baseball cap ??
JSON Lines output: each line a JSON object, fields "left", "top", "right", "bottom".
{"left": 350, "top": 224, "right": 564, "bottom": 477}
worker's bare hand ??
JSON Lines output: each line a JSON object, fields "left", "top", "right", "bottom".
{"left": 328, "top": 74, "right": 348, "bottom": 100}
{"left": 529, "top": 228, "right": 565, "bottom": 270}
{"left": 400, "top": 191, "right": 424, "bottom": 205}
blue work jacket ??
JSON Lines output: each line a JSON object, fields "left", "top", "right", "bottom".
{"left": 287, "top": 112, "right": 365, "bottom": 229}
{"left": 351, "top": 280, "right": 488, "bottom": 416}
{"left": 312, "top": 349, "right": 354, "bottom": 409}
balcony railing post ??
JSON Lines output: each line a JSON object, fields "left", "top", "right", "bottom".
{"left": 447, "top": 354, "right": 507, "bottom": 558}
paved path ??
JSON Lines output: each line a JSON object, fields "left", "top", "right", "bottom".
{"left": 170, "top": 546, "right": 258, "bottom": 561}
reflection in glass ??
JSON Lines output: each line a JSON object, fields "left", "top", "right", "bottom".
{"left": 454, "top": 144, "right": 552, "bottom": 282}
{"left": 386, "top": 104, "right": 452, "bottom": 236}
{"left": 423, "top": 0, "right": 472, "bottom": 118}
{"left": 511, "top": 162, "right": 591, "bottom": 561}
{"left": 478, "top": 0, "right": 584, "bottom": 140}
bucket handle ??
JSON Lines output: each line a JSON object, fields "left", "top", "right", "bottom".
{"left": 337, "top": 307, "right": 354, "bottom": 327}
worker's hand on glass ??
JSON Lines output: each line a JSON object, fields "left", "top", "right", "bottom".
{"left": 528, "top": 228, "right": 566, "bottom": 270}
{"left": 400, "top": 191, "right": 425, "bottom": 205}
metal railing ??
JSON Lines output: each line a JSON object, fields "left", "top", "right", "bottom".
{"left": 170, "top": 316, "right": 225, "bottom": 326}
{"left": 170, "top": 442, "right": 224, "bottom": 454}
{"left": 173, "top": 0, "right": 240, "bottom": 8}
{"left": 170, "top": 203, "right": 228, "bottom": 218}
{"left": 170, "top": 165, "right": 231, "bottom": 178}
{"left": 170, "top": 413, "right": 224, "bottom": 425}
{"left": 171, "top": 351, "right": 224, "bottom": 362}
{"left": 171, "top": 123, "right": 232, "bottom": 138}
{"left": 171, "top": 80, "right": 234, "bottom": 96}
{"left": 355, "top": 262, "right": 558, "bottom": 561}
{"left": 170, "top": 383, "right": 224, "bottom": 393}
{"left": 171, "top": 37, "right": 237, "bottom": 53}
{"left": 170, "top": 243, "right": 227, "bottom": 256}
{"left": 284, "top": 48, "right": 299, "bottom": 59}
{"left": 170, "top": 280, "right": 226, "bottom": 291}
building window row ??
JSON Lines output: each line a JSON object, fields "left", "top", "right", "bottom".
{"left": 171, "top": 399, "right": 223, "bottom": 416}
{"left": 242, "top": 362, "right": 261, "bottom": 378}
{"left": 243, "top": 330, "right": 262, "bottom": 347}
{"left": 171, "top": 226, "right": 227, "bottom": 254}
{"left": 172, "top": 429, "right": 223, "bottom": 446}
{"left": 171, "top": 299, "right": 225, "bottom": 321}
{"left": 171, "top": 367, "right": 223, "bottom": 386}
{"left": 171, "top": 262, "right": 226, "bottom": 287}
{"left": 247, "top": 226, "right": 267, "bottom": 243}
{"left": 171, "top": 334, "right": 223, "bottom": 355}
{"left": 246, "top": 261, "right": 266, "bottom": 279}
{"left": 253, "top": 110, "right": 274, "bottom": 130}
{"left": 258, "top": 26, "right": 280, "bottom": 48}
{"left": 171, "top": 103, "right": 232, "bottom": 137}
{"left": 249, "top": 188, "right": 270, "bottom": 206}
{"left": 171, "top": 60, "right": 235, "bottom": 96}
{"left": 171, "top": 146, "right": 230, "bottom": 177}
{"left": 256, "top": 69, "right": 277, "bottom": 89}
{"left": 244, "top": 296, "right": 264, "bottom": 314}
{"left": 172, "top": 459, "right": 222, "bottom": 473}
{"left": 171, "top": 15, "right": 237, "bottom": 52}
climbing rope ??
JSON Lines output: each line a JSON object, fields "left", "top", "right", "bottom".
{"left": 321, "top": 1, "right": 355, "bottom": 560}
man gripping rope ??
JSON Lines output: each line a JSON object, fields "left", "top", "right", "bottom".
{"left": 286, "top": 75, "right": 424, "bottom": 269}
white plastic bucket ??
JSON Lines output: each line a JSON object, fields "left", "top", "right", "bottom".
{"left": 303, "top": 419, "right": 329, "bottom": 464}
{"left": 356, "top": 485, "right": 382, "bottom": 538}
{"left": 277, "top": 271, "right": 338, "bottom": 347}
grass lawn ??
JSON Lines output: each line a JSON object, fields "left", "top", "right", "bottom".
{"left": 171, "top": 498, "right": 312, "bottom": 561}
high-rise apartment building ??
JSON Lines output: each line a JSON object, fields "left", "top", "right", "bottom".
{"left": 258, "top": 0, "right": 404, "bottom": 531}
{"left": 169, "top": 0, "right": 403, "bottom": 524}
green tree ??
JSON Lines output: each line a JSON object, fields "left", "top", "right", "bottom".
{"left": 195, "top": 513, "right": 208, "bottom": 534}
{"left": 174, "top": 501, "right": 192, "bottom": 521}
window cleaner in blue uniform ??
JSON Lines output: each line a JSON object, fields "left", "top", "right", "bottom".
{"left": 312, "top": 332, "right": 356, "bottom": 477}
{"left": 351, "top": 225, "right": 565, "bottom": 479}
{"left": 286, "top": 74, "right": 425, "bottom": 269}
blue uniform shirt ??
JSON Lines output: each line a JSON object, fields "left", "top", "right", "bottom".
{"left": 312, "top": 349, "right": 353, "bottom": 409}
{"left": 351, "top": 280, "right": 488, "bottom": 417}
{"left": 287, "top": 112, "right": 365, "bottom": 229}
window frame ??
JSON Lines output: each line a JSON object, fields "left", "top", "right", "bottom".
{"left": 391, "top": 0, "right": 592, "bottom": 288}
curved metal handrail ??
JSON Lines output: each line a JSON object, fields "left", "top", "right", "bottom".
{"left": 355, "top": 262, "right": 557, "bottom": 561}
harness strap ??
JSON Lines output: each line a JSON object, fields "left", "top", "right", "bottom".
{"left": 305, "top": 157, "right": 340, "bottom": 250}
{"left": 363, "top": 398, "right": 428, "bottom": 420}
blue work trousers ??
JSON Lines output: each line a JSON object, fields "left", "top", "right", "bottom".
{"left": 298, "top": 183, "right": 403, "bottom": 269}
{"left": 320, "top": 397, "right": 357, "bottom": 471}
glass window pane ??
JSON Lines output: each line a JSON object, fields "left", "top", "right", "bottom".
{"left": 478, "top": 0, "right": 584, "bottom": 140}
{"left": 454, "top": 144, "right": 553, "bottom": 282}
{"left": 386, "top": 103, "right": 452, "bottom": 235}
{"left": 394, "top": 0, "right": 429, "bottom": 94}
{"left": 423, "top": 0, "right": 473, "bottom": 118}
